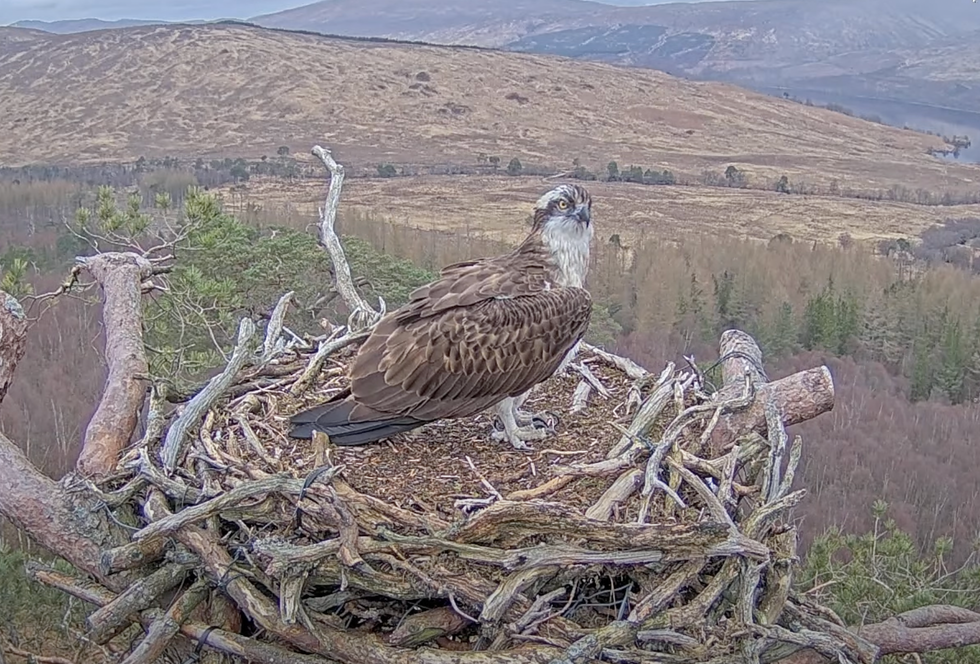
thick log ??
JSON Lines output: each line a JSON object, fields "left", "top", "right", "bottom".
{"left": 781, "top": 607, "right": 980, "bottom": 663}
{"left": 75, "top": 252, "right": 154, "bottom": 477}
{"left": 709, "top": 330, "right": 834, "bottom": 450}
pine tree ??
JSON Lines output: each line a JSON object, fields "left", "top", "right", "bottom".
{"left": 762, "top": 301, "right": 798, "bottom": 359}
{"left": 937, "top": 310, "right": 968, "bottom": 404}
{"left": 802, "top": 278, "right": 838, "bottom": 351}
{"left": 961, "top": 312, "right": 980, "bottom": 402}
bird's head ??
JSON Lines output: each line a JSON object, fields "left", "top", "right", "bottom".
{"left": 532, "top": 183, "right": 593, "bottom": 232}
{"left": 528, "top": 183, "right": 594, "bottom": 287}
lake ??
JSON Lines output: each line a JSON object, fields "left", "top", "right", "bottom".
{"left": 751, "top": 86, "right": 980, "bottom": 164}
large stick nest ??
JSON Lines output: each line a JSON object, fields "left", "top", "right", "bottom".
{"left": 76, "top": 317, "right": 866, "bottom": 664}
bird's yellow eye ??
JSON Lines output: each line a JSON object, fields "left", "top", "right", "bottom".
{"left": 556, "top": 199, "right": 570, "bottom": 210}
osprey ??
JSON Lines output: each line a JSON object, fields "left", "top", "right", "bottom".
{"left": 289, "top": 183, "right": 594, "bottom": 450}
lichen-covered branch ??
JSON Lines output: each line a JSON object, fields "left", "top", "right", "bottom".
{"left": 0, "top": 290, "right": 27, "bottom": 405}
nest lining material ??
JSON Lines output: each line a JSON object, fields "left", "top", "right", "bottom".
{"left": 213, "top": 347, "right": 657, "bottom": 518}
{"left": 93, "top": 332, "right": 859, "bottom": 664}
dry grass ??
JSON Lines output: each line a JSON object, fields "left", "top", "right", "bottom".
{"left": 217, "top": 174, "right": 980, "bottom": 246}
{"left": 1, "top": 22, "right": 979, "bottom": 196}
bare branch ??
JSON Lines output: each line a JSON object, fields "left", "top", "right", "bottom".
{"left": 311, "top": 144, "right": 384, "bottom": 332}
{"left": 159, "top": 317, "right": 257, "bottom": 472}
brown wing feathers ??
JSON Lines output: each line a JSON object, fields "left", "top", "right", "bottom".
{"left": 288, "top": 252, "right": 592, "bottom": 444}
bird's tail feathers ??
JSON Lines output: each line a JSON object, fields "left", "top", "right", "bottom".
{"left": 288, "top": 398, "right": 424, "bottom": 446}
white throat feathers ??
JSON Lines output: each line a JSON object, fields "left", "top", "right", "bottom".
{"left": 540, "top": 212, "right": 593, "bottom": 288}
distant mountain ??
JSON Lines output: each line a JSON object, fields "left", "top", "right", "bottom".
{"left": 9, "top": 18, "right": 211, "bottom": 34}
{"left": 249, "top": 0, "right": 608, "bottom": 47}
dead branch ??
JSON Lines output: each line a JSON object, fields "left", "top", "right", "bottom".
{"left": 0, "top": 641, "right": 74, "bottom": 664}
{"left": 75, "top": 252, "right": 155, "bottom": 477}
{"left": 159, "top": 317, "right": 258, "bottom": 472}
{"left": 121, "top": 579, "right": 209, "bottom": 664}
{"left": 86, "top": 558, "right": 196, "bottom": 644}
{"left": 311, "top": 145, "right": 384, "bottom": 332}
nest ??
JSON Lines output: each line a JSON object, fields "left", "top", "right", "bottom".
{"left": 74, "top": 318, "right": 868, "bottom": 664}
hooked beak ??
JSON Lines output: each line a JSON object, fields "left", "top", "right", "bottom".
{"left": 574, "top": 205, "right": 591, "bottom": 225}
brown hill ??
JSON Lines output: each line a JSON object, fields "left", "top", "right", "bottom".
{"left": 252, "top": 0, "right": 980, "bottom": 115}
{"left": 1, "top": 22, "right": 977, "bottom": 196}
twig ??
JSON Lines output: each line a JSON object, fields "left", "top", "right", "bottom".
{"left": 569, "top": 362, "right": 612, "bottom": 398}
{"left": 289, "top": 326, "right": 367, "bottom": 395}
{"left": 466, "top": 455, "right": 504, "bottom": 501}
{"left": 0, "top": 641, "right": 75, "bottom": 664}
{"left": 569, "top": 380, "right": 592, "bottom": 415}
{"left": 582, "top": 343, "right": 650, "bottom": 382}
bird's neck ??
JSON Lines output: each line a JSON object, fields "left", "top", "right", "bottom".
{"left": 518, "top": 223, "right": 592, "bottom": 288}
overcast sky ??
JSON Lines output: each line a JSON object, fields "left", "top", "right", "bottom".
{"left": 0, "top": 0, "right": 310, "bottom": 24}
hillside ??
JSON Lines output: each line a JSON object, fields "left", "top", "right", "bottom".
{"left": 1, "top": 22, "right": 977, "bottom": 197}
{"left": 217, "top": 174, "right": 980, "bottom": 246}
{"left": 252, "top": 0, "right": 980, "bottom": 113}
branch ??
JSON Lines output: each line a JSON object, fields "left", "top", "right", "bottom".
{"left": 121, "top": 580, "right": 208, "bottom": 664}
{"left": 0, "top": 292, "right": 136, "bottom": 591}
{"left": 159, "top": 317, "right": 257, "bottom": 472}
{"left": 310, "top": 144, "right": 383, "bottom": 332}
{"left": 709, "top": 330, "right": 835, "bottom": 451}
{"left": 86, "top": 559, "right": 195, "bottom": 644}
{"left": 778, "top": 606, "right": 980, "bottom": 663}
{"left": 0, "top": 433, "right": 133, "bottom": 590}
{"left": 75, "top": 252, "right": 154, "bottom": 477}
{"left": 28, "top": 563, "right": 329, "bottom": 664}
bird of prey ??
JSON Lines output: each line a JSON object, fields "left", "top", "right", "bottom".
{"left": 288, "top": 183, "right": 594, "bottom": 450}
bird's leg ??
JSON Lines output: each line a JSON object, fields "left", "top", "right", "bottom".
{"left": 490, "top": 397, "right": 551, "bottom": 451}
{"left": 511, "top": 390, "right": 560, "bottom": 431}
